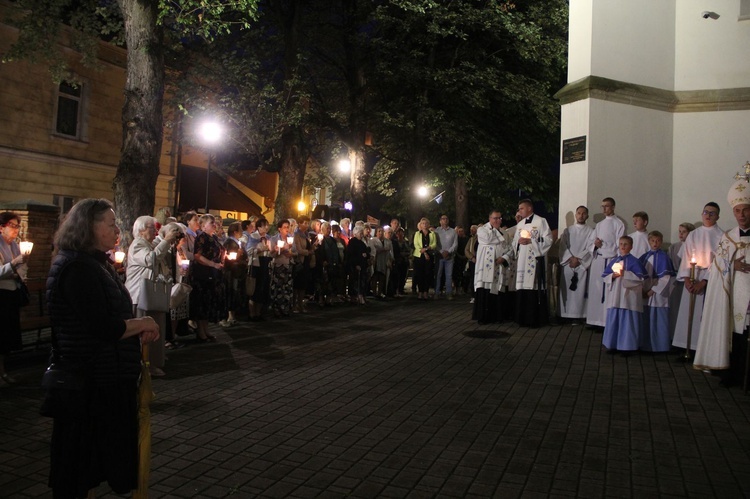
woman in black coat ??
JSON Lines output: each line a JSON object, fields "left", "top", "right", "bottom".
{"left": 43, "top": 199, "right": 159, "bottom": 498}
{"left": 346, "top": 225, "right": 370, "bottom": 305}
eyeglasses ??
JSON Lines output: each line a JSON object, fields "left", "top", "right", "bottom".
{"left": 702, "top": 210, "right": 718, "bottom": 217}
{"left": 5, "top": 223, "right": 20, "bottom": 229}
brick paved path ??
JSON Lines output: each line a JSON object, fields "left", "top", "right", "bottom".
{"left": 2, "top": 295, "right": 750, "bottom": 498}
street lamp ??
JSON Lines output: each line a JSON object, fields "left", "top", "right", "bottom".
{"left": 198, "top": 121, "right": 223, "bottom": 212}
{"left": 417, "top": 185, "right": 429, "bottom": 198}
{"left": 297, "top": 200, "right": 307, "bottom": 215}
{"left": 338, "top": 159, "right": 351, "bottom": 173}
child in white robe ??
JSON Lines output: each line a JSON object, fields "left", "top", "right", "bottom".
{"left": 629, "top": 211, "right": 650, "bottom": 258}
{"left": 639, "top": 231, "right": 676, "bottom": 352}
{"left": 602, "top": 236, "right": 648, "bottom": 354}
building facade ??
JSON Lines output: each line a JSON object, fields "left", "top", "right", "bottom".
{"left": 0, "top": 4, "right": 276, "bottom": 222}
{"left": 558, "top": 0, "right": 750, "bottom": 239}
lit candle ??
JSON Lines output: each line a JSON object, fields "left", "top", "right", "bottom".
{"left": 317, "top": 233, "right": 324, "bottom": 242}
{"left": 180, "top": 261, "right": 190, "bottom": 271}
{"left": 227, "top": 251, "right": 238, "bottom": 261}
{"left": 611, "top": 262, "right": 623, "bottom": 275}
{"left": 19, "top": 241, "right": 33, "bottom": 256}
{"left": 520, "top": 229, "right": 531, "bottom": 239}
{"left": 114, "top": 251, "right": 125, "bottom": 264}
{"left": 690, "top": 256, "right": 697, "bottom": 265}
{"left": 287, "top": 235, "right": 294, "bottom": 245}
{"left": 277, "top": 239, "right": 284, "bottom": 255}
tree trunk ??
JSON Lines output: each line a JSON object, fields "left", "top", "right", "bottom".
{"left": 348, "top": 147, "right": 368, "bottom": 221}
{"left": 113, "top": 0, "right": 164, "bottom": 250}
{"left": 455, "top": 176, "right": 468, "bottom": 230}
{"left": 274, "top": 129, "right": 308, "bottom": 224}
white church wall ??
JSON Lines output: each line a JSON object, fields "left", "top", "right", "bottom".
{"left": 675, "top": 0, "right": 750, "bottom": 90}
{"left": 586, "top": 100, "right": 673, "bottom": 236}
{"left": 589, "top": 0, "right": 676, "bottom": 90}
{"left": 558, "top": 100, "right": 591, "bottom": 229}
{"left": 567, "top": 0, "right": 593, "bottom": 82}
{"left": 671, "top": 110, "right": 750, "bottom": 240}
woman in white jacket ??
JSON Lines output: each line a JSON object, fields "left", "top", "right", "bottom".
{"left": 125, "top": 216, "right": 180, "bottom": 376}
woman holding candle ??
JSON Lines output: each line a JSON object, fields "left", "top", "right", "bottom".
{"left": 125, "top": 216, "right": 181, "bottom": 376}
{"left": 412, "top": 217, "right": 437, "bottom": 300}
{"left": 42, "top": 198, "right": 159, "bottom": 498}
{"left": 220, "top": 222, "right": 247, "bottom": 327}
{"left": 158, "top": 222, "right": 189, "bottom": 349}
{"left": 0, "top": 212, "right": 28, "bottom": 384}
{"left": 270, "top": 219, "right": 294, "bottom": 316}
{"left": 292, "top": 216, "right": 317, "bottom": 313}
{"left": 247, "top": 218, "right": 272, "bottom": 320}
{"left": 189, "top": 214, "right": 226, "bottom": 342}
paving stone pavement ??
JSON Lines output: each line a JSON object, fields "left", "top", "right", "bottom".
{"left": 2, "top": 294, "right": 750, "bottom": 498}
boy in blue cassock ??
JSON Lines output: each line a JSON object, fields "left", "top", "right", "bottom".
{"left": 639, "top": 231, "right": 676, "bottom": 352}
{"left": 602, "top": 236, "right": 648, "bottom": 354}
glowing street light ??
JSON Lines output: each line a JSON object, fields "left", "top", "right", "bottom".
{"left": 199, "top": 121, "right": 223, "bottom": 144}
{"left": 417, "top": 185, "right": 429, "bottom": 198}
{"left": 344, "top": 201, "right": 353, "bottom": 211}
{"left": 297, "top": 200, "right": 307, "bottom": 214}
{"left": 338, "top": 159, "right": 351, "bottom": 173}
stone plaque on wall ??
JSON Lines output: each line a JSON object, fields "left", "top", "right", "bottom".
{"left": 562, "top": 136, "right": 587, "bottom": 164}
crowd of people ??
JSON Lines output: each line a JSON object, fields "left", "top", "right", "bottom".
{"left": 0, "top": 178, "right": 748, "bottom": 496}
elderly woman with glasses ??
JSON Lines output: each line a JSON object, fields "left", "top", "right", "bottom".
{"left": 0, "top": 212, "right": 28, "bottom": 384}
{"left": 125, "top": 215, "right": 181, "bottom": 376}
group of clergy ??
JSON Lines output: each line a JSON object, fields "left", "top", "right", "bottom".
{"left": 472, "top": 176, "right": 750, "bottom": 389}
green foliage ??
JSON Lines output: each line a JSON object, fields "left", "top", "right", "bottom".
{"left": 368, "top": 0, "right": 567, "bottom": 221}
{"left": 157, "top": 0, "right": 258, "bottom": 41}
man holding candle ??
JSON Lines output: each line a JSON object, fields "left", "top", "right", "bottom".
{"left": 512, "top": 199, "right": 553, "bottom": 327}
{"left": 694, "top": 181, "right": 750, "bottom": 387}
{"left": 586, "top": 197, "right": 625, "bottom": 331}
{"left": 671, "top": 202, "right": 723, "bottom": 356}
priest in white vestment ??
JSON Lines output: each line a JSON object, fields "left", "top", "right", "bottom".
{"left": 513, "top": 199, "right": 552, "bottom": 327}
{"left": 558, "top": 206, "right": 594, "bottom": 321}
{"left": 586, "top": 197, "right": 625, "bottom": 328}
{"left": 695, "top": 179, "right": 750, "bottom": 387}
{"left": 671, "top": 203, "right": 723, "bottom": 352}
{"left": 473, "top": 211, "right": 514, "bottom": 324}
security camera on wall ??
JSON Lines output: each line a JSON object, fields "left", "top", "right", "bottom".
{"left": 701, "top": 11, "right": 719, "bottom": 19}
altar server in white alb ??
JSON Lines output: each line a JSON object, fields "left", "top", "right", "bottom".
{"left": 586, "top": 197, "right": 625, "bottom": 329}
{"left": 472, "top": 210, "right": 513, "bottom": 324}
{"left": 639, "top": 231, "right": 676, "bottom": 352}
{"left": 513, "top": 199, "right": 552, "bottom": 327}
{"left": 602, "top": 236, "right": 648, "bottom": 354}
{"left": 694, "top": 179, "right": 750, "bottom": 387}
{"left": 629, "top": 211, "right": 650, "bottom": 258}
{"left": 671, "top": 202, "right": 723, "bottom": 354}
{"left": 558, "top": 206, "right": 594, "bottom": 323}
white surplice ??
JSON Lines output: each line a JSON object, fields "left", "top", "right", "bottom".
{"left": 558, "top": 223, "right": 595, "bottom": 318}
{"left": 671, "top": 224, "right": 724, "bottom": 349}
{"left": 474, "top": 225, "right": 513, "bottom": 294}
{"left": 512, "top": 214, "right": 552, "bottom": 290}
{"left": 585, "top": 215, "right": 625, "bottom": 327}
